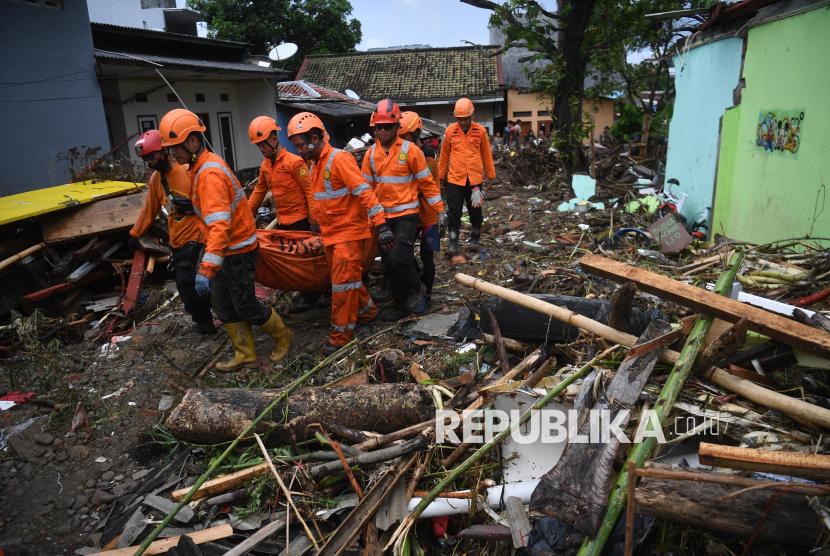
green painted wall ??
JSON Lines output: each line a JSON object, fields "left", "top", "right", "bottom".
{"left": 712, "top": 6, "right": 830, "bottom": 246}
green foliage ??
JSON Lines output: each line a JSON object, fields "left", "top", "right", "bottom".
{"left": 187, "top": 0, "right": 361, "bottom": 73}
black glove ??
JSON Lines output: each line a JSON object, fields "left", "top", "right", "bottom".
{"left": 128, "top": 235, "right": 142, "bottom": 253}
{"left": 377, "top": 222, "right": 395, "bottom": 255}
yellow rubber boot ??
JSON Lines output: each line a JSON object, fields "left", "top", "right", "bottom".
{"left": 216, "top": 321, "right": 258, "bottom": 372}
{"left": 260, "top": 307, "right": 293, "bottom": 363}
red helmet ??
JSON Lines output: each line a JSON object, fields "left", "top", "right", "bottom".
{"left": 134, "top": 130, "right": 163, "bottom": 157}
{"left": 373, "top": 99, "right": 401, "bottom": 124}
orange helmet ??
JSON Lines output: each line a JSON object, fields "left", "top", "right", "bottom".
{"left": 369, "top": 112, "right": 375, "bottom": 127}
{"left": 454, "top": 98, "right": 474, "bottom": 117}
{"left": 373, "top": 99, "right": 401, "bottom": 124}
{"left": 287, "top": 112, "right": 325, "bottom": 138}
{"left": 159, "top": 109, "right": 205, "bottom": 146}
{"left": 398, "top": 111, "right": 422, "bottom": 137}
{"left": 248, "top": 116, "right": 280, "bottom": 144}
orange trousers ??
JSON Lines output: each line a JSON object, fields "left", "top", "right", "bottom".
{"left": 325, "top": 238, "right": 379, "bottom": 347}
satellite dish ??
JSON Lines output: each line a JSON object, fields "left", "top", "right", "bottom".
{"left": 269, "top": 43, "right": 298, "bottom": 61}
{"left": 345, "top": 89, "right": 360, "bottom": 100}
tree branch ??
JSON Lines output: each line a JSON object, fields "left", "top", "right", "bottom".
{"left": 527, "top": 0, "right": 561, "bottom": 20}
{"left": 460, "top": 0, "right": 501, "bottom": 11}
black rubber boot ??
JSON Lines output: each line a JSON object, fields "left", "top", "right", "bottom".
{"left": 448, "top": 229, "right": 459, "bottom": 255}
{"left": 373, "top": 273, "right": 392, "bottom": 302}
{"left": 290, "top": 291, "right": 322, "bottom": 313}
{"left": 469, "top": 226, "right": 481, "bottom": 250}
{"left": 181, "top": 320, "right": 216, "bottom": 336}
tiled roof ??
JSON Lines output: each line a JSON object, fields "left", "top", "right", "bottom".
{"left": 297, "top": 46, "right": 502, "bottom": 104}
{"left": 275, "top": 80, "right": 375, "bottom": 117}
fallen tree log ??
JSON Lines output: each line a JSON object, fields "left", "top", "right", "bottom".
{"left": 166, "top": 384, "right": 434, "bottom": 446}
{"left": 635, "top": 463, "right": 819, "bottom": 545}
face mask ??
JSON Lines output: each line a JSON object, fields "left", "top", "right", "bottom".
{"left": 148, "top": 154, "right": 168, "bottom": 172}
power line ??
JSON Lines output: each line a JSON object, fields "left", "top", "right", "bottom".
{"left": 0, "top": 67, "right": 96, "bottom": 89}
{"left": 0, "top": 95, "right": 101, "bottom": 103}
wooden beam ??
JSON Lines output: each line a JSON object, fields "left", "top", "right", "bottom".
{"left": 699, "top": 442, "right": 830, "bottom": 481}
{"left": 172, "top": 463, "right": 268, "bottom": 502}
{"left": 579, "top": 253, "right": 830, "bottom": 359}
{"left": 122, "top": 249, "right": 147, "bottom": 315}
{"left": 101, "top": 524, "right": 232, "bottom": 556}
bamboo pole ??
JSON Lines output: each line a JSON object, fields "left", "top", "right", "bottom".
{"left": 132, "top": 339, "right": 362, "bottom": 556}
{"left": 453, "top": 270, "right": 830, "bottom": 429}
{"left": 385, "top": 345, "right": 620, "bottom": 555}
{"left": 576, "top": 252, "right": 742, "bottom": 556}
{"left": 0, "top": 242, "right": 46, "bottom": 272}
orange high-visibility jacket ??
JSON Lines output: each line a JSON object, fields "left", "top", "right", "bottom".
{"left": 130, "top": 163, "right": 203, "bottom": 249}
{"left": 190, "top": 150, "right": 258, "bottom": 278}
{"left": 438, "top": 122, "right": 496, "bottom": 186}
{"left": 418, "top": 142, "right": 440, "bottom": 227}
{"left": 361, "top": 137, "right": 444, "bottom": 220}
{"left": 248, "top": 149, "right": 317, "bottom": 226}
{"left": 311, "top": 143, "right": 386, "bottom": 246}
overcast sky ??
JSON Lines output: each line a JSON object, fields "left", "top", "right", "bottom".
{"left": 350, "top": 0, "right": 496, "bottom": 50}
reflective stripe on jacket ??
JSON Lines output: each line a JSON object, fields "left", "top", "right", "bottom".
{"left": 361, "top": 137, "right": 443, "bottom": 219}
{"left": 438, "top": 122, "right": 496, "bottom": 186}
{"left": 130, "top": 162, "right": 203, "bottom": 249}
{"left": 190, "top": 150, "right": 258, "bottom": 278}
{"left": 311, "top": 143, "right": 386, "bottom": 246}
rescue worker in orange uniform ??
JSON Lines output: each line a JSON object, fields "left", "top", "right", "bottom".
{"left": 397, "top": 111, "right": 440, "bottom": 313}
{"left": 247, "top": 116, "right": 318, "bottom": 232}
{"left": 361, "top": 100, "right": 446, "bottom": 320}
{"left": 438, "top": 98, "right": 496, "bottom": 254}
{"left": 159, "top": 109, "right": 292, "bottom": 371}
{"left": 129, "top": 130, "right": 215, "bottom": 336}
{"left": 247, "top": 116, "right": 322, "bottom": 312}
{"left": 286, "top": 112, "right": 392, "bottom": 355}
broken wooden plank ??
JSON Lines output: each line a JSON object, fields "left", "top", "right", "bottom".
{"left": 138, "top": 235, "right": 173, "bottom": 255}
{"left": 699, "top": 442, "right": 830, "bottom": 481}
{"left": 505, "top": 496, "right": 532, "bottom": 548}
{"left": 172, "top": 464, "right": 267, "bottom": 502}
{"left": 41, "top": 191, "right": 147, "bottom": 243}
{"left": 317, "top": 455, "right": 417, "bottom": 556}
{"left": 622, "top": 327, "right": 683, "bottom": 363}
{"left": 579, "top": 253, "right": 830, "bottom": 359}
{"left": 68, "top": 242, "right": 122, "bottom": 283}
{"left": 223, "top": 517, "right": 286, "bottom": 556}
{"left": 480, "top": 333, "right": 529, "bottom": 352}
{"left": 102, "top": 524, "right": 232, "bottom": 556}
{"left": 122, "top": 249, "right": 147, "bottom": 315}
{"left": 692, "top": 317, "right": 747, "bottom": 375}
{"left": 409, "top": 363, "right": 431, "bottom": 384}
{"left": 166, "top": 384, "right": 434, "bottom": 447}
{"left": 635, "top": 463, "right": 818, "bottom": 545}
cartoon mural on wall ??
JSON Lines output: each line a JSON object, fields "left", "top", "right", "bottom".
{"left": 756, "top": 109, "right": 803, "bottom": 156}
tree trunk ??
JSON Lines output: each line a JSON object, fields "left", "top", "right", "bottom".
{"left": 530, "top": 322, "right": 667, "bottom": 536}
{"left": 636, "top": 463, "right": 819, "bottom": 545}
{"left": 166, "top": 385, "right": 435, "bottom": 446}
{"left": 552, "top": 0, "right": 597, "bottom": 177}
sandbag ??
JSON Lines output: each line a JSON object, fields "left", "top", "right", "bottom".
{"left": 253, "top": 229, "right": 378, "bottom": 292}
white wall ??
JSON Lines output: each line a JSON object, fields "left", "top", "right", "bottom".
{"left": 88, "top": 0, "right": 165, "bottom": 29}
{"left": 117, "top": 79, "right": 274, "bottom": 171}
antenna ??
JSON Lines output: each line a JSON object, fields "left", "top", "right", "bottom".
{"left": 268, "top": 43, "right": 299, "bottom": 62}
{"left": 345, "top": 89, "right": 360, "bottom": 100}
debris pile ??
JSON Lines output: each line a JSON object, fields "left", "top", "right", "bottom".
{"left": 1, "top": 159, "right": 830, "bottom": 556}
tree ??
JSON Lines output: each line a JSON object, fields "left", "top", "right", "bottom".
{"left": 463, "top": 0, "right": 705, "bottom": 176}
{"left": 187, "top": 0, "right": 362, "bottom": 73}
